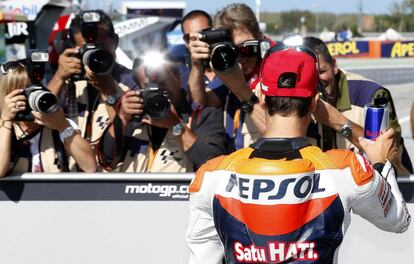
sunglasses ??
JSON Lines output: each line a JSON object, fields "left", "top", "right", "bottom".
{"left": 267, "top": 42, "right": 319, "bottom": 62}
{"left": 235, "top": 40, "right": 261, "bottom": 59}
{"left": 0, "top": 60, "right": 26, "bottom": 75}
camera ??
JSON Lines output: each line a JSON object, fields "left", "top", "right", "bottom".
{"left": 72, "top": 11, "right": 114, "bottom": 79}
{"left": 25, "top": 50, "right": 49, "bottom": 84}
{"left": 199, "top": 28, "right": 238, "bottom": 72}
{"left": 140, "top": 87, "right": 170, "bottom": 120}
{"left": 132, "top": 52, "right": 171, "bottom": 120}
{"left": 15, "top": 85, "right": 60, "bottom": 121}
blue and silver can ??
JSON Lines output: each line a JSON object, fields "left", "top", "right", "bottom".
{"left": 363, "top": 103, "right": 389, "bottom": 140}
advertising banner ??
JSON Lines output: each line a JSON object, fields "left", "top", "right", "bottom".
{"left": 326, "top": 40, "right": 370, "bottom": 57}
{"left": 381, "top": 40, "right": 414, "bottom": 58}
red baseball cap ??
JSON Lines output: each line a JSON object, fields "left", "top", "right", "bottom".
{"left": 260, "top": 48, "right": 318, "bottom": 98}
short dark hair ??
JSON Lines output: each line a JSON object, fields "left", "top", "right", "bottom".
{"left": 265, "top": 96, "right": 312, "bottom": 118}
{"left": 70, "top": 9, "right": 116, "bottom": 38}
{"left": 181, "top": 10, "right": 212, "bottom": 33}
{"left": 213, "top": 3, "right": 261, "bottom": 40}
{"left": 303, "top": 36, "right": 334, "bottom": 65}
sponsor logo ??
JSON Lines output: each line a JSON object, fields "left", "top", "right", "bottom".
{"left": 234, "top": 241, "right": 319, "bottom": 262}
{"left": 5, "top": 22, "right": 29, "bottom": 39}
{"left": 365, "top": 129, "right": 384, "bottom": 139}
{"left": 327, "top": 41, "right": 360, "bottom": 56}
{"left": 378, "top": 176, "right": 392, "bottom": 217}
{"left": 125, "top": 183, "right": 188, "bottom": 199}
{"left": 390, "top": 42, "right": 414, "bottom": 58}
{"left": 225, "top": 173, "right": 326, "bottom": 200}
{"left": 4, "top": 3, "right": 41, "bottom": 20}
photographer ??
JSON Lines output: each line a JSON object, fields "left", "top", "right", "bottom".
{"left": 182, "top": 10, "right": 226, "bottom": 108}
{"left": 98, "top": 54, "right": 226, "bottom": 172}
{"left": 0, "top": 61, "right": 96, "bottom": 177}
{"left": 47, "top": 10, "right": 136, "bottom": 166}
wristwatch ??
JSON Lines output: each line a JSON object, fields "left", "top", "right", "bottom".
{"left": 104, "top": 92, "right": 122, "bottom": 106}
{"left": 60, "top": 126, "right": 76, "bottom": 142}
{"left": 240, "top": 94, "right": 259, "bottom": 113}
{"left": 172, "top": 123, "right": 185, "bottom": 136}
{"left": 338, "top": 119, "right": 352, "bottom": 138}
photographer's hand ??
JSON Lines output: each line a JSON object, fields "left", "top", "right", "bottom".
{"left": 1, "top": 89, "right": 26, "bottom": 121}
{"left": 48, "top": 48, "right": 82, "bottom": 96}
{"left": 188, "top": 32, "right": 210, "bottom": 68}
{"left": 118, "top": 90, "right": 144, "bottom": 127}
{"left": 142, "top": 105, "right": 180, "bottom": 129}
{"left": 56, "top": 48, "right": 83, "bottom": 81}
{"left": 85, "top": 66, "right": 118, "bottom": 97}
{"left": 32, "top": 108, "right": 70, "bottom": 132}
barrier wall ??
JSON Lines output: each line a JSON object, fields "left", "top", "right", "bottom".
{"left": 326, "top": 40, "right": 414, "bottom": 58}
{"left": 0, "top": 173, "right": 413, "bottom": 263}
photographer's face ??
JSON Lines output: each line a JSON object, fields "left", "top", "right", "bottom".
{"left": 182, "top": 15, "right": 211, "bottom": 49}
{"left": 317, "top": 53, "right": 339, "bottom": 100}
{"left": 232, "top": 26, "right": 259, "bottom": 77}
{"left": 73, "top": 24, "right": 118, "bottom": 57}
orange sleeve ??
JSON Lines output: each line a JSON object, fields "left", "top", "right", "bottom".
{"left": 188, "top": 155, "right": 227, "bottom": 193}
{"left": 326, "top": 149, "right": 374, "bottom": 186}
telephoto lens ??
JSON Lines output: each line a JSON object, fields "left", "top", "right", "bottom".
{"left": 82, "top": 48, "right": 114, "bottom": 75}
{"left": 15, "top": 85, "right": 60, "bottom": 121}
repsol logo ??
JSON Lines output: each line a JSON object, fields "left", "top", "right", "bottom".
{"left": 225, "top": 173, "right": 325, "bottom": 200}
{"left": 327, "top": 41, "right": 360, "bottom": 56}
{"left": 390, "top": 42, "right": 414, "bottom": 58}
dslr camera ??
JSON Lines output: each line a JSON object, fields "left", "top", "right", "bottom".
{"left": 15, "top": 50, "right": 60, "bottom": 121}
{"left": 72, "top": 11, "right": 114, "bottom": 80}
{"left": 132, "top": 52, "right": 171, "bottom": 120}
{"left": 199, "top": 28, "right": 238, "bottom": 72}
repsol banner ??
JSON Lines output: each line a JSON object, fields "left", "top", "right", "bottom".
{"left": 326, "top": 41, "right": 370, "bottom": 57}
{"left": 381, "top": 41, "right": 414, "bottom": 58}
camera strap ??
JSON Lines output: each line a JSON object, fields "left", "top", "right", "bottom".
{"left": 51, "top": 129, "right": 70, "bottom": 172}
{"left": 111, "top": 115, "right": 125, "bottom": 169}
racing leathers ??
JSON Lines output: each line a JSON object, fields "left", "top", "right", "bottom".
{"left": 186, "top": 137, "right": 410, "bottom": 264}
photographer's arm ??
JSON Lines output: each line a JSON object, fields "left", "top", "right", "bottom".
{"left": 214, "top": 66, "right": 267, "bottom": 134}
{"left": 313, "top": 99, "right": 363, "bottom": 148}
{"left": 97, "top": 91, "right": 144, "bottom": 169}
{"left": 48, "top": 48, "right": 82, "bottom": 96}
{"left": 187, "top": 33, "right": 223, "bottom": 108}
{"left": 32, "top": 109, "right": 97, "bottom": 172}
{"left": 0, "top": 89, "right": 26, "bottom": 177}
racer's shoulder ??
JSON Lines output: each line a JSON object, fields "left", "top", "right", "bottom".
{"left": 188, "top": 148, "right": 254, "bottom": 193}
{"left": 325, "top": 149, "right": 374, "bottom": 185}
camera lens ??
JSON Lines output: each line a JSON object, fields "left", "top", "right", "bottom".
{"left": 211, "top": 44, "right": 238, "bottom": 72}
{"left": 83, "top": 49, "right": 114, "bottom": 75}
{"left": 145, "top": 94, "right": 170, "bottom": 119}
{"left": 29, "top": 90, "right": 59, "bottom": 113}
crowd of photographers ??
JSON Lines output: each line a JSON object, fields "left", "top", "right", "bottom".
{"left": 0, "top": 3, "right": 412, "bottom": 177}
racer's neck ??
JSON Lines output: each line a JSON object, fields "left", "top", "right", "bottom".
{"left": 263, "top": 114, "right": 310, "bottom": 139}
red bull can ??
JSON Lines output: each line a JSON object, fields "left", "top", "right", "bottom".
{"left": 363, "top": 103, "right": 389, "bottom": 140}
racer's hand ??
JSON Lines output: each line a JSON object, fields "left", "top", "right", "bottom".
{"left": 118, "top": 90, "right": 144, "bottom": 125}
{"left": 55, "top": 48, "right": 82, "bottom": 81}
{"left": 188, "top": 32, "right": 210, "bottom": 69}
{"left": 359, "top": 128, "right": 398, "bottom": 164}
{"left": 1, "top": 89, "right": 26, "bottom": 121}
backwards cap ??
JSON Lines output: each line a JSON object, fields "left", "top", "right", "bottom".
{"left": 260, "top": 44, "right": 318, "bottom": 98}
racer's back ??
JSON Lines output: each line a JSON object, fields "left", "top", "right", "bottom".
{"left": 187, "top": 138, "right": 410, "bottom": 264}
